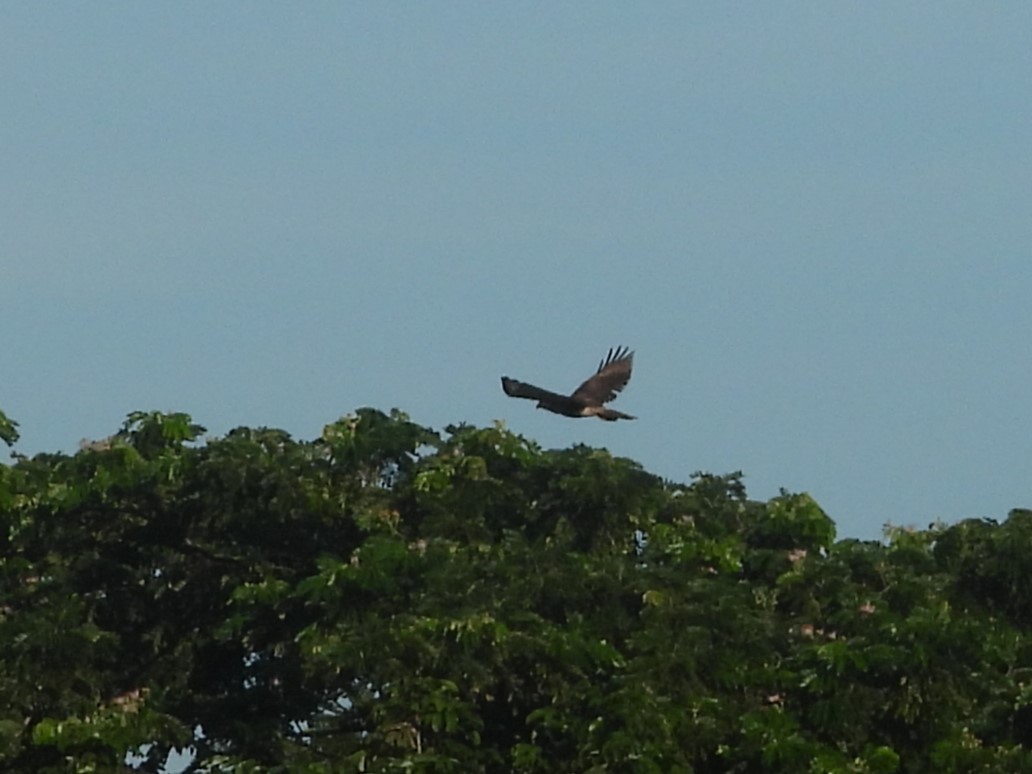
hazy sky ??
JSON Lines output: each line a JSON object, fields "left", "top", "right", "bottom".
{"left": 4, "top": 4, "right": 1032, "bottom": 540}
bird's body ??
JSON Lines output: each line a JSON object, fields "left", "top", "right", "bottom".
{"left": 501, "top": 346, "right": 636, "bottom": 421}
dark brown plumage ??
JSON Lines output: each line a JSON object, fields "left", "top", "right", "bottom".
{"left": 501, "top": 346, "right": 636, "bottom": 421}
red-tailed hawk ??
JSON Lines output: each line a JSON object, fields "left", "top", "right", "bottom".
{"left": 501, "top": 346, "right": 636, "bottom": 421}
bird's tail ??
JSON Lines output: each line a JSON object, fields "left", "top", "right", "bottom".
{"left": 598, "top": 408, "right": 636, "bottom": 421}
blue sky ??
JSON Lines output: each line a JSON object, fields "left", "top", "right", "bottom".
{"left": 4, "top": 4, "right": 1032, "bottom": 540}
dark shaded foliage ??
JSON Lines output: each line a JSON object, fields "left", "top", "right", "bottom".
{"left": 1, "top": 408, "right": 1031, "bottom": 771}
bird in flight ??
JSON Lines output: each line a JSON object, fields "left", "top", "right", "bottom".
{"left": 501, "top": 346, "right": 636, "bottom": 421}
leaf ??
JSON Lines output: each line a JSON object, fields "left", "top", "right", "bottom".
{"left": 0, "top": 409, "right": 19, "bottom": 446}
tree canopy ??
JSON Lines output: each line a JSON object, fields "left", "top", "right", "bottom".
{"left": 2, "top": 408, "right": 1031, "bottom": 772}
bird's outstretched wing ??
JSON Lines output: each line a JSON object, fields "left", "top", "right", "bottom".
{"left": 570, "top": 346, "right": 634, "bottom": 406}
{"left": 501, "top": 377, "right": 568, "bottom": 404}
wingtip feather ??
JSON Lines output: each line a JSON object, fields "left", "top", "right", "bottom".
{"left": 599, "top": 345, "right": 633, "bottom": 371}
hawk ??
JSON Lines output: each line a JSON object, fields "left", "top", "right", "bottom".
{"left": 501, "top": 346, "right": 636, "bottom": 421}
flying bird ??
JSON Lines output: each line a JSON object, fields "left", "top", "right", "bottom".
{"left": 501, "top": 346, "right": 636, "bottom": 421}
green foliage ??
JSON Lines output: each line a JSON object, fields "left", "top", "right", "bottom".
{"left": 0, "top": 409, "right": 18, "bottom": 446}
{"left": 0, "top": 407, "right": 1030, "bottom": 770}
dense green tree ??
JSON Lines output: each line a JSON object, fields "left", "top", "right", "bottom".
{"left": 1, "top": 408, "right": 1031, "bottom": 771}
